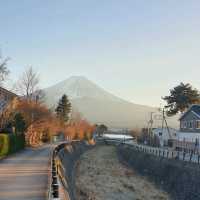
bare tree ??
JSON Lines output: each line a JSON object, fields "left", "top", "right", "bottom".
{"left": 16, "top": 66, "right": 40, "bottom": 100}
{"left": 0, "top": 54, "right": 10, "bottom": 86}
{"left": 34, "top": 89, "right": 46, "bottom": 103}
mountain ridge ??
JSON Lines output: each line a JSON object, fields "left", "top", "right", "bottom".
{"left": 43, "top": 76, "right": 178, "bottom": 129}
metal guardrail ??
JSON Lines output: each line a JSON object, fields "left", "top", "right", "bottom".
{"left": 48, "top": 138, "right": 200, "bottom": 200}
{"left": 47, "top": 141, "right": 81, "bottom": 200}
{"left": 47, "top": 145, "right": 54, "bottom": 200}
{"left": 47, "top": 146, "right": 59, "bottom": 200}
{"left": 47, "top": 143, "right": 68, "bottom": 200}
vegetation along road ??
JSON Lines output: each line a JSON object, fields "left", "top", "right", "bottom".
{"left": 0, "top": 145, "right": 51, "bottom": 200}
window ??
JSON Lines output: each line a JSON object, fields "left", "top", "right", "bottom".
{"left": 196, "top": 120, "right": 200, "bottom": 129}
{"left": 189, "top": 121, "right": 193, "bottom": 129}
{"left": 181, "top": 121, "right": 187, "bottom": 129}
{"left": 180, "top": 121, "right": 184, "bottom": 129}
{"left": 184, "top": 121, "right": 187, "bottom": 128}
{"left": 159, "top": 132, "right": 162, "bottom": 136}
{"left": 187, "top": 121, "right": 190, "bottom": 129}
{"left": 174, "top": 133, "right": 177, "bottom": 137}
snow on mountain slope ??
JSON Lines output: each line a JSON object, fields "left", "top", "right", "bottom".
{"left": 43, "top": 76, "right": 179, "bottom": 128}
{"left": 44, "top": 76, "right": 121, "bottom": 102}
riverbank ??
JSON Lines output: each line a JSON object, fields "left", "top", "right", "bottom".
{"left": 75, "top": 145, "right": 170, "bottom": 200}
{"left": 117, "top": 144, "right": 200, "bottom": 200}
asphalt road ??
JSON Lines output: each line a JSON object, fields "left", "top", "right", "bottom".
{"left": 0, "top": 145, "right": 51, "bottom": 200}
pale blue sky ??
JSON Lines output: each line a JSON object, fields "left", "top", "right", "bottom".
{"left": 1, "top": 0, "right": 200, "bottom": 106}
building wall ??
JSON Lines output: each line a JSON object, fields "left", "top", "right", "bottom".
{"left": 180, "top": 111, "right": 200, "bottom": 133}
{"left": 0, "top": 87, "right": 16, "bottom": 113}
{"left": 152, "top": 128, "right": 177, "bottom": 147}
{"left": 0, "top": 87, "right": 17, "bottom": 130}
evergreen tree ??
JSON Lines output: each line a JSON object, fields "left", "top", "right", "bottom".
{"left": 55, "top": 94, "right": 71, "bottom": 124}
{"left": 163, "top": 82, "right": 200, "bottom": 116}
{"left": 13, "top": 113, "right": 26, "bottom": 134}
{"left": 96, "top": 124, "right": 108, "bottom": 136}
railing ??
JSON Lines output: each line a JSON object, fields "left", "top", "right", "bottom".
{"left": 101, "top": 137, "right": 200, "bottom": 165}
{"left": 48, "top": 141, "right": 79, "bottom": 200}
{"left": 47, "top": 146, "right": 59, "bottom": 200}
{"left": 48, "top": 142, "right": 69, "bottom": 200}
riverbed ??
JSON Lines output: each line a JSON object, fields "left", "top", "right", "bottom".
{"left": 75, "top": 145, "right": 170, "bottom": 200}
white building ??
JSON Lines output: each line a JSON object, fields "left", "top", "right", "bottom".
{"left": 152, "top": 127, "right": 178, "bottom": 147}
{"left": 173, "top": 105, "right": 200, "bottom": 151}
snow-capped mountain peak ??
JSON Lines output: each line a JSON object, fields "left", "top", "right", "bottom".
{"left": 43, "top": 76, "right": 178, "bottom": 128}
{"left": 44, "top": 76, "right": 121, "bottom": 102}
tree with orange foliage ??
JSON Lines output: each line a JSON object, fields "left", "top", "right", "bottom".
{"left": 16, "top": 99, "right": 51, "bottom": 127}
{"left": 64, "top": 119, "right": 95, "bottom": 142}
{"left": 13, "top": 99, "right": 60, "bottom": 146}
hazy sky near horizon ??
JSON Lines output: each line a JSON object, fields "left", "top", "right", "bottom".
{"left": 1, "top": 0, "right": 200, "bottom": 107}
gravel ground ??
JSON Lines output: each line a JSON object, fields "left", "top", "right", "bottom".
{"left": 75, "top": 145, "right": 171, "bottom": 200}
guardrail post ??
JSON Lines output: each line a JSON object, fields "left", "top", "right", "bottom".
{"left": 177, "top": 151, "right": 180, "bottom": 160}
{"left": 183, "top": 152, "right": 186, "bottom": 161}
{"left": 167, "top": 151, "right": 169, "bottom": 158}
{"left": 190, "top": 152, "right": 193, "bottom": 162}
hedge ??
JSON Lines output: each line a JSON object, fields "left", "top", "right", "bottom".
{"left": 0, "top": 133, "right": 25, "bottom": 157}
{"left": 0, "top": 134, "right": 9, "bottom": 157}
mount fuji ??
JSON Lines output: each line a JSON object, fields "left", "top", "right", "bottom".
{"left": 43, "top": 76, "right": 178, "bottom": 129}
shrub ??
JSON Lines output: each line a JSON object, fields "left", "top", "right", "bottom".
{"left": 0, "top": 133, "right": 25, "bottom": 157}
{"left": 13, "top": 113, "right": 26, "bottom": 134}
{"left": 14, "top": 134, "right": 25, "bottom": 151}
{"left": 0, "top": 136, "right": 3, "bottom": 150}
{"left": 8, "top": 134, "right": 16, "bottom": 154}
{"left": 0, "top": 134, "right": 9, "bottom": 157}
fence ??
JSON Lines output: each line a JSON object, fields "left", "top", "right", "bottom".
{"left": 48, "top": 142, "right": 69, "bottom": 200}
{"left": 101, "top": 137, "right": 200, "bottom": 164}
{"left": 48, "top": 141, "right": 85, "bottom": 200}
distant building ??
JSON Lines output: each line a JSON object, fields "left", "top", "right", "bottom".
{"left": 152, "top": 127, "right": 177, "bottom": 147}
{"left": 52, "top": 132, "right": 65, "bottom": 143}
{"left": 174, "top": 105, "right": 200, "bottom": 151}
{"left": 179, "top": 105, "right": 200, "bottom": 133}
{"left": 0, "top": 87, "right": 17, "bottom": 130}
{"left": 0, "top": 87, "right": 17, "bottom": 113}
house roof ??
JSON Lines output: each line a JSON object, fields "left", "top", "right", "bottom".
{"left": 152, "top": 127, "right": 177, "bottom": 132}
{"left": 179, "top": 104, "right": 200, "bottom": 120}
{"left": 0, "top": 87, "right": 18, "bottom": 99}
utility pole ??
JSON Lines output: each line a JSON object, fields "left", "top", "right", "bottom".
{"left": 148, "top": 112, "right": 154, "bottom": 145}
{"left": 161, "top": 107, "right": 171, "bottom": 139}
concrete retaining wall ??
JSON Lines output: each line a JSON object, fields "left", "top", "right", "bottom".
{"left": 56, "top": 141, "right": 93, "bottom": 200}
{"left": 117, "top": 144, "right": 200, "bottom": 200}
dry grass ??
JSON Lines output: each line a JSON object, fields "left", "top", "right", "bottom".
{"left": 75, "top": 145, "right": 171, "bottom": 200}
